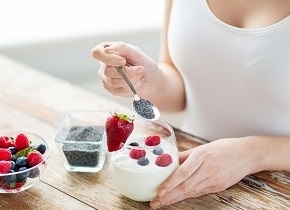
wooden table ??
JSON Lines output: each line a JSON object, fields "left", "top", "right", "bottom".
{"left": 0, "top": 54, "right": 289, "bottom": 210}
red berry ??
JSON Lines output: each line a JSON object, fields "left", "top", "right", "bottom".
{"left": 129, "top": 149, "right": 146, "bottom": 159}
{"left": 105, "top": 112, "right": 134, "bottom": 152}
{"left": 145, "top": 135, "right": 161, "bottom": 146}
{"left": 0, "top": 180, "right": 26, "bottom": 190}
{"left": 0, "top": 160, "right": 12, "bottom": 173}
{"left": 0, "top": 148, "right": 12, "bottom": 161}
{"left": 27, "top": 151, "right": 43, "bottom": 167}
{"left": 155, "top": 154, "right": 173, "bottom": 167}
{"left": 0, "top": 136, "right": 13, "bottom": 148}
{"left": 14, "top": 133, "right": 30, "bottom": 151}
{"left": 14, "top": 180, "right": 26, "bottom": 189}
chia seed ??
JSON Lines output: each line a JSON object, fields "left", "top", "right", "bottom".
{"left": 62, "top": 126, "right": 104, "bottom": 167}
{"left": 133, "top": 99, "right": 155, "bottom": 119}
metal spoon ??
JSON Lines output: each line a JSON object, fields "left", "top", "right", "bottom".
{"left": 115, "top": 66, "right": 160, "bottom": 121}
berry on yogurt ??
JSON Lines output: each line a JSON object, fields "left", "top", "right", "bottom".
{"left": 155, "top": 154, "right": 173, "bottom": 167}
{"left": 137, "top": 157, "right": 149, "bottom": 166}
{"left": 129, "top": 149, "right": 146, "bottom": 159}
{"left": 152, "top": 147, "right": 163, "bottom": 155}
{"left": 145, "top": 135, "right": 161, "bottom": 146}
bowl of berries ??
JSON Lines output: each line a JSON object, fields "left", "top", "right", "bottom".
{"left": 0, "top": 129, "right": 50, "bottom": 193}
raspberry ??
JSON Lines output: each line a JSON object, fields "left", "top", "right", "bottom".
{"left": 0, "top": 136, "right": 13, "bottom": 148}
{"left": 14, "top": 133, "right": 30, "bottom": 151}
{"left": 0, "top": 148, "right": 12, "bottom": 161}
{"left": 27, "top": 151, "right": 43, "bottom": 167}
{"left": 145, "top": 135, "right": 161, "bottom": 146}
{"left": 155, "top": 154, "right": 173, "bottom": 167}
{"left": 14, "top": 180, "right": 26, "bottom": 189}
{"left": 0, "top": 160, "right": 12, "bottom": 173}
{"left": 129, "top": 149, "right": 146, "bottom": 159}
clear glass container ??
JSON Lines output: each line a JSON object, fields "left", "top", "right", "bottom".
{"left": 109, "top": 118, "right": 179, "bottom": 202}
{"left": 55, "top": 110, "right": 108, "bottom": 172}
{"left": 0, "top": 129, "right": 50, "bottom": 193}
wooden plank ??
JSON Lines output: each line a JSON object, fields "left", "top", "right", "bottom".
{"left": 0, "top": 181, "right": 95, "bottom": 210}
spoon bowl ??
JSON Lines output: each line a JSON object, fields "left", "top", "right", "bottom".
{"left": 115, "top": 67, "right": 160, "bottom": 121}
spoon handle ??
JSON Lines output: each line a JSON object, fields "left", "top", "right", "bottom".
{"left": 115, "top": 67, "right": 139, "bottom": 97}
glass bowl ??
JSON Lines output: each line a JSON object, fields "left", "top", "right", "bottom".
{"left": 0, "top": 129, "right": 50, "bottom": 193}
{"left": 109, "top": 117, "right": 179, "bottom": 202}
{"left": 55, "top": 110, "right": 108, "bottom": 172}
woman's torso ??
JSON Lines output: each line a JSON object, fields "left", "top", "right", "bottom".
{"left": 206, "top": 0, "right": 290, "bottom": 29}
{"left": 168, "top": 0, "right": 290, "bottom": 140}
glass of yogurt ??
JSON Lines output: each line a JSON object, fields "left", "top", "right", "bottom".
{"left": 109, "top": 118, "right": 179, "bottom": 202}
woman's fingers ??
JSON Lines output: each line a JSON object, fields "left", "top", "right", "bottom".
{"left": 179, "top": 148, "right": 194, "bottom": 164}
{"left": 98, "top": 65, "right": 145, "bottom": 96}
{"left": 162, "top": 184, "right": 216, "bottom": 207}
{"left": 92, "top": 41, "right": 147, "bottom": 66}
{"left": 91, "top": 42, "right": 126, "bottom": 66}
{"left": 154, "top": 149, "right": 203, "bottom": 197}
{"left": 151, "top": 163, "right": 209, "bottom": 206}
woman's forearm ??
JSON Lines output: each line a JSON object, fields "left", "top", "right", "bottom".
{"left": 244, "top": 135, "right": 290, "bottom": 173}
{"left": 150, "top": 62, "right": 185, "bottom": 113}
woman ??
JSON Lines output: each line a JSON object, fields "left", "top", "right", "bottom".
{"left": 91, "top": 0, "right": 290, "bottom": 209}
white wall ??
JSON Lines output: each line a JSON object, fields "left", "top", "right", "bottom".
{"left": 0, "top": 0, "right": 184, "bottom": 128}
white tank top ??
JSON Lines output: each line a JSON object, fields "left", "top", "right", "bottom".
{"left": 168, "top": 0, "right": 290, "bottom": 141}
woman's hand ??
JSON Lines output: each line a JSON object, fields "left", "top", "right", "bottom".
{"left": 91, "top": 42, "right": 161, "bottom": 100}
{"left": 150, "top": 137, "right": 262, "bottom": 209}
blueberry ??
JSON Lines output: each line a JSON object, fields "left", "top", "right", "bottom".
{"left": 11, "top": 156, "right": 17, "bottom": 162}
{"left": 17, "top": 167, "right": 30, "bottom": 180}
{"left": 137, "top": 157, "right": 149, "bottom": 166}
{"left": 3, "top": 170, "right": 16, "bottom": 183}
{"left": 9, "top": 147, "right": 17, "bottom": 155}
{"left": 15, "top": 157, "right": 27, "bottom": 167}
{"left": 129, "top": 142, "right": 139, "bottom": 147}
{"left": 153, "top": 147, "right": 163, "bottom": 155}
{"left": 29, "top": 168, "right": 40, "bottom": 178}
{"left": 37, "top": 143, "right": 46, "bottom": 154}
{"left": 10, "top": 161, "right": 16, "bottom": 170}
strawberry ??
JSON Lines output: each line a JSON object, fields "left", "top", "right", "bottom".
{"left": 27, "top": 151, "right": 43, "bottom": 167}
{"left": 13, "top": 133, "right": 30, "bottom": 151}
{"left": 155, "top": 154, "right": 173, "bottom": 167}
{"left": 0, "top": 160, "right": 12, "bottom": 173}
{"left": 145, "top": 135, "right": 161, "bottom": 146}
{"left": 0, "top": 136, "right": 13, "bottom": 148}
{"left": 0, "top": 148, "right": 12, "bottom": 161}
{"left": 129, "top": 149, "right": 146, "bottom": 159}
{"left": 105, "top": 112, "right": 134, "bottom": 152}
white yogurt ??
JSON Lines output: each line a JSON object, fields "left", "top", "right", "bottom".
{"left": 109, "top": 137, "right": 179, "bottom": 202}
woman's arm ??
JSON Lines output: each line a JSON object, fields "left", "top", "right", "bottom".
{"left": 248, "top": 135, "right": 290, "bottom": 172}
{"left": 154, "top": 0, "right": 186, "bottom": 112}
{"left": 91, "top": 0, "right": 185, "bottom": 113}
{"left": 150, "top": 135, "right": 290, "bottom": 209}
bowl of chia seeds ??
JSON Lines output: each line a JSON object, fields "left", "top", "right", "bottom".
{"left": 55, "top": 110, "right": 108, "bottom": 172}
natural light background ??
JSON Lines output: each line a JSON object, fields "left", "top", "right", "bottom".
{"left": 0, "top": 0, "right": 184, "bottom": 127}
{"left": 0, "top": 0, "right": 165, "bottom": 46}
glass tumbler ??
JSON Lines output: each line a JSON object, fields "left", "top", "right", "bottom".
{"left": 109, "top": 118, "right": 179, "bottom": 202}
{"left": 55, "top": 110, "right": 108, "bottom": 172}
